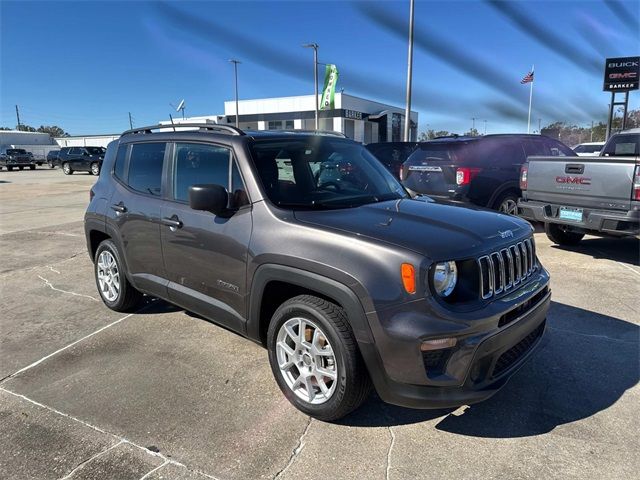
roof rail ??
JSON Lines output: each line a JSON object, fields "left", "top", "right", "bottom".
{"left": 278, "top": 129, "right": 348, "bottom": 138}
{"left": 121, "top": 123, "right": 245, "bottom": 137}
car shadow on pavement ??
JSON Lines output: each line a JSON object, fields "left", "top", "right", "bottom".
{"left": 343, "top": 301, "right": 639, "bottom": 435}
{"left": 550, "top": 236, "right": 639, "bottom": 266}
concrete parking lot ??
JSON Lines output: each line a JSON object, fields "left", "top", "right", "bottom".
{"left": 1, "top": 167, "right": 638, "bottom": 480}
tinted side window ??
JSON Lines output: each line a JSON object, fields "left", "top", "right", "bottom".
{"left": 114, "top": 145, "right": 127, "bottom": 181}
{"left": 523, "top": 139, "right": 548, "bottom": 157}
{"left": 128, "top": 143, "right": 165, "bottom": 196}
{"left": 492, "top": 141, "right": 526, "bottom": 165}
{"left": 174, "top": 143, "right": 230, "bottom": 202}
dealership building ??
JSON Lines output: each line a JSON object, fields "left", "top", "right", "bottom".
{"left": 43, "top": 94, "right": 417, "bottom": 148}
{"left": 162, "top": 93, "right": 418, "bottom": 143}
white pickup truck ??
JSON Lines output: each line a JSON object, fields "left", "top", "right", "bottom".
{"left": 518, "top": 129, "right": 639, "bottom": 245}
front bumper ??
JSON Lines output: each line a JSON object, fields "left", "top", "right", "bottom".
{"left": 518, "top": 199, "right": 640, "bottom": 236}
{"left": 360, "top": 269, "right": 550, "bottom": 409}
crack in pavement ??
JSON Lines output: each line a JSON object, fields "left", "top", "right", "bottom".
{"left": 1, "top": 388, "right": 220, "bottom": 480}
{"left": 37, "top": 274, "right": 99, "bottom": 301}
{"left": 273, "top": 416, "right": 313, "bottom": 479}
{"left": 138, "top": 460, "right": 170, "bottom": 480}
{"left": 0, "top": 250, "right": 85, "bottom": 278}
{"left": 385, "top": 426, "right": 396, "bottom": 480}
{"left": 58, "top": 440, "right": 125, "bottom": 480}
{"left": 548, "top": 326, "right": 638, "bottom": 344}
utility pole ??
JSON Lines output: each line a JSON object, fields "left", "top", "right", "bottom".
{"left": 403, "top": 0, "right": 415, "bottom": 142}
{"left": 591, "top": 120, "right": 594, "bottom": 142}
{"left": 471, "top": 117, "right": 476, "bottom": 135}
{"left": 538, "top": 118, "right": 541, "bottom": 134}
{"left": 229, "top": 59, "right": 241, "bottom": 128}
{"left": 302, "top": 43, "right": 319, "bottom": 130}
{"left": 15, "top": 105, "right": 21, "bottom": 130}
{"left": 128, "top": 112, "right": 133, "bottom": 130}
{"left": 483, "top": 120, "right": 487, "bottom": 135}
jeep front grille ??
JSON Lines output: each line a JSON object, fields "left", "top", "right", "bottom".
{"left": 477, "top": 238, "right": 536, "bottom": 300}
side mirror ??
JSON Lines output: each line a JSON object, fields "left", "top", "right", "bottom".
{"left": 189, "top": 184, "right": 229, "bottom": 215}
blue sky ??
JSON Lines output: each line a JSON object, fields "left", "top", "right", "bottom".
{"left": 1, "top": 0, "right": 638, "bottom": 136}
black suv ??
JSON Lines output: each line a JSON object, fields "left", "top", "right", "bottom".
{"left": 85, "top": 124, "right": 550, "bottom": 420}
{"left": 365, "top": 141, "right": 418, "bottom": 178}
{"left": 401, "top": 134, "right": 576, "bottom": 214}
{"left": 59, "top": 146, "right": 106, "bottom": 175}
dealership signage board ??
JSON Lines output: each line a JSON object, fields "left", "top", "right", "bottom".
{"left": 603, "top": 56, "right": 639, "bottom": 91}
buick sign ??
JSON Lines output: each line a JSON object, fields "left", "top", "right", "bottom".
{"left": 603, "top": 56, "right": 639, "bottom": 92}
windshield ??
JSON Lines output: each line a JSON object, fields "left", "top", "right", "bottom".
{"left": 249, "top": 138, "right": 408, "bottom": 210}
{"left": 7, "top": 149, "right": 27, "bottom": 155}
{"left": 86, "top": 147, "right": 105, "bottom": 155}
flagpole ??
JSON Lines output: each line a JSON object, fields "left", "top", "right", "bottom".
{"left": 527, "top": 65, "right": 534, "bottom": 134}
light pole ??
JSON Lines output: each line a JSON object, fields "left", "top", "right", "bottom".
{"left": 483, "top": 120, "right": 487, "bottom": 135}
{"left": 471, "top": 117, "right": 476, "bottom": 135}
{"left": 303, "top": 43, "right": 319, "bottom": 130}
{"left": 229, "top": 59, "right": 241, "bottom": 128}
{"left": 403, "top": 0, "right": 415, "bottom": 142}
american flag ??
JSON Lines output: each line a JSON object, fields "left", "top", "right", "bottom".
{"left": 521, "top": 70, "right": 534, "bottom": 84}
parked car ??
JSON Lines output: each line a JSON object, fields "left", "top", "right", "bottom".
{"left": 46, "top": 149, "right": 61, "bottom": 168}
{"left": 85, "top": 124, "right": 550, "bottom": 421}
{"left": 518, "top": 129, "right": 639, "bottom": 245}
{"left": 0, "top": 148, "right": 37, "bottom": 171}
{"left": 400, "top": 134, "right": 577, "bottom": 214}
{"left": 365, "top": 141, "right": 418, "bottom": 177}
{"left": 59, "top": 146, "right": 106, "bottom": 175}
{"left": 572, "top": 142, "right": 605, "bottom": 156}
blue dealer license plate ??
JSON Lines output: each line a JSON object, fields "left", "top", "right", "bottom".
{"left": 559, "top": 207, "right": 583, "bottom": 222}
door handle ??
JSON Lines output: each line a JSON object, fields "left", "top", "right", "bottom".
{"left": 161, "top": 217, "right": 183, "bottom": 229}
{"left": 111, "top": 203, "right": 127, "bottom": 213}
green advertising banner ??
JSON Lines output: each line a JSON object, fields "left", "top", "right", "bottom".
{"left": 320, "top": 64, "right": 339, "bottom": 110}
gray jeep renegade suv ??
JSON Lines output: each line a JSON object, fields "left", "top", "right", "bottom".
{"left": 85, "top": 124, "right": 551, "bottom": 421}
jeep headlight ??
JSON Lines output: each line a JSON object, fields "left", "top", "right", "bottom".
{"left": 433, "top": 261, "right": 458, "bottom": 297}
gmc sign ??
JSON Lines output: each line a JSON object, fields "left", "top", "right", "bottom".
{"left": 603, "top": 56, "right": 640, "bottom": 91}
{"left": 556, "top": 176, "right": 592, "bottom": 185}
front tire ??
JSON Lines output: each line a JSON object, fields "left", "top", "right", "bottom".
{"left": 29, "top": 165, "right": 36, "bottom": 170}
{"left": 7, "top": 166, "right": 13, "bottom": 172}
{"left": 62, "top": 162, "right": 73, "bottom": 175}
{"left": 267, "top": 295, "right": 372, "bottom": 421}
{"left": 48, "top": 160, "right": 55, "bottom": 169}
{"left": 544, "top": 222, "right": 585, "bottom": 246}
{"left": 94, "top": 239, "right": 143, "bottom": 312}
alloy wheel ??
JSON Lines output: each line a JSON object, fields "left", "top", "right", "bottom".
{"left": 96, "top": 250, "right": 120, "bottom": 302}
{"left": 276, "top": 317, "right": 338, "bottom": 404}
{"left": 499, "top": 198, "right": 518, "bottom": 215}
{"left": 63, "top": 163, "right": 70, "bottom": 174}
{"left": 91, "top": 163, "right": 100, "bottom": 175}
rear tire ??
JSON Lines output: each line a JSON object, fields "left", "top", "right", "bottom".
{"left": 544, "top": 222, "right": 585, "bottom": 246}
{"left": 29, "top": 165, "right": 36, "bottom": 170}
{"left": 48, "top": 160, "right": 55, "bottom": 169}
{"left": 18, "top": 166, "right": 23, "bottom": 171}
{"left": 267, "top": 295, "right": 372, "bottom": 421}
{"left": 492, "top": 191, "right": 520, "bottom": 215}
{"left": 90, "top": 162, "right": 100, "bottom": 176}
{"left": 62, "top": 162, "right": 73, "bottom": 175}
{"left": 7, "top": 166, "right": 13, "bottom": 172}
{"left": 94, "top": 239, "right": 143, "bottom": 312}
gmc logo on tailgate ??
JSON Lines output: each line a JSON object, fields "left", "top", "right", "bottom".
{"left": 556, "top": 176, "right": 591, "bottom": 185}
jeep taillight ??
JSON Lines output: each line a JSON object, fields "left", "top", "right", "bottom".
{"left": 520, "top": 164, "right": 529, "bottom": 190}
{"left": 633, "top": 164, "right": 640, "bottom": 201}
{"left": 455, "top": 167, "right": 481, "bottom": 186}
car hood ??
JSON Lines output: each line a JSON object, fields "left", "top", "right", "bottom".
{"left": 293, "top": 198, "right": 532, "bottom": 260}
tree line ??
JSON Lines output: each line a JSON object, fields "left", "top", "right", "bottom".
{"left": 0, "top": 124, "right": 69, "bottom": 137}
{"left": 419, "top": 109, "right": 640, "bottom": 146}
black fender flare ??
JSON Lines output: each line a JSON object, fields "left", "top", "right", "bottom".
{"left": 247, "top": 264, "right": 375, "bottom": 346}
